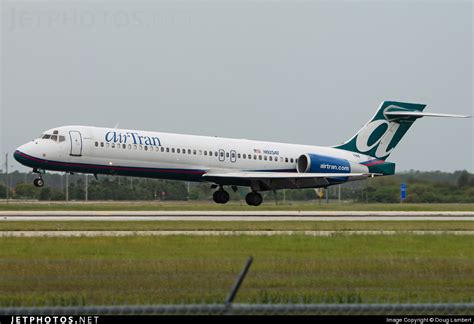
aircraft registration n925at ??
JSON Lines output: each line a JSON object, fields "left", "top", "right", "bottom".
{"left": 14, "top": 101, "right": 470, "bottom": 206}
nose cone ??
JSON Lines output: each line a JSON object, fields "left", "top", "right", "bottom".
{"left": 14, "top": 143, "right": 35, "bottom": 167}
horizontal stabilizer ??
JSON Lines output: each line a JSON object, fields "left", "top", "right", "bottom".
{"left": 385, "top": 111, "right": 471, "bottom": 119}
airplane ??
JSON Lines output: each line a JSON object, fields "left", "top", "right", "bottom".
{"left": 14, "top": 101, "right": 470, "bottom": 206}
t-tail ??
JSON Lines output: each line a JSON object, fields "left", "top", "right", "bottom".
{"left": 333, "top": 101, "right": 470, "bottom": 175}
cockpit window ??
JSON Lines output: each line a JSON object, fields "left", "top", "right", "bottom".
{"left": 42, "top": 133, "right": 64, "bottom": 142}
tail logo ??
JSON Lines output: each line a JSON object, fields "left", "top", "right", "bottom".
{"left": 355, "top": 120, "right": 400, "bottom": 158}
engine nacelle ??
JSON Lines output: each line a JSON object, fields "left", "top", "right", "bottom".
{"left": 296, "top": 153, "right": 368, "bottom": 174}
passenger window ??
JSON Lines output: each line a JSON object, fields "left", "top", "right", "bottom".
{"left": 264, "top": 156, "right": 267, "bottom": 161}
{"left": 254, "top": 155, "right": 257, "bottom": 160}
{"left": 144, "top": 146, "right": 148, "bottom": 151}
{"left": 95, "top": 142, "right": 99, "bottom": 147}
{"left": 290, "top": 158, "right": 294, "bottom": 163}
{"left": 111, "top": 143, "right": 115, "bottom": 148}
{"left": 123, "top": 144, "right": 126, "bottom": 149}
{"left": 199, "top": 150, "right": 202, "bottom": 155}
{"left": 188, "top": 149, "right": 192, "bottom": 154}
{"left": 177, "top": 148, "right": 181, "bottom": 153}
{"left": 226, "top": 152, "right": 229, "bottom": 158}
{"left": 139, "top": 145, "right": 143, "bottom": 150}
{"left": 172, "top": 148, "right": 175, "bottom": 153}
{"left": 166, "top": 148, "right": 170, "bottom": 153}
{"left": 269, "top": 156, "right": 272, "bottom": 161}
{"left": 238, "top": 153, "right": 241, "bottom": 159}
{"left": 182, "top": 148, "right": 185, "bottom": 154}
{"left": 101, "top": 142, "right": 104, "bottom": 147}
{"left": 134, "top": 145, "right": 137, "bottom": 150}
{"left": 220, "top": 151, "right": 224, "bottom": 157}
{"left": 128, "top": 144, "right": 132, "bottom": 149}
{"left": 215, "top": 151, "right": 218, "bottom": 157}
{"left": 161, "top": 147, "right": 165, "bottom": 152}
{"left": 209, "top": 151, "right": 212, "bottom": 157}
{"left": 204, "top": 151, "right": 207, "bottom": 156}
{"left": 285, "top": 158, "right": 289, "bottom": 163}
{"left": 193, "top": 150, "right": 197, "bottom": 155}
{"left": 106, "top": 143, "right": 110, "bottom": 148}
{"left": 258, "top": 155, "right": 262, "bottom": 160}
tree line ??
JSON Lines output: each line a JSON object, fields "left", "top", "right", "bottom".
{"left": 0, "top": 170, "right": 472, "bottom": 203}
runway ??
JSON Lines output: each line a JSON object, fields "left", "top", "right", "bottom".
{"left": 0, "top": 211, "right": 473, "bottom": 221}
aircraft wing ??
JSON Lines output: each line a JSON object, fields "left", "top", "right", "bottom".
{"left": 202, "top": 170, "right": 378, "bottom": 190}
{"left": 203, "top": 171, "right": 372, "bottom": 179}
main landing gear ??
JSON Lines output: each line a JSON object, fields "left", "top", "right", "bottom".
{"left": 213, "top": 187, "right": 230, "bottom": 204}
{"left": 211, "top": 185, "right": 263, "bottom": 206}
{"left": 245, "top": 191, "right": 263, "bottom": 206}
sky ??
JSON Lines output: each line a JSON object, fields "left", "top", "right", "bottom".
{"left": 1, "top": 0, "right": 473, "bottom": 173}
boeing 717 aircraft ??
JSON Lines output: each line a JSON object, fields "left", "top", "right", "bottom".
{"left": 14, "top": 101, "right": 469, "bottom": 206}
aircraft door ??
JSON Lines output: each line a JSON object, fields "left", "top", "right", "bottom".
{"left": 69, "top": 131, "right": 83, "bottom": 157}
{"left": 218, "top": 149, "right": 225, "bottom": 162}
{"left": 230, "top": 150, "right": 237, "bottom": 163}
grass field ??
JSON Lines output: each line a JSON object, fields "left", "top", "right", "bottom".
{"left": 1, "top": 220, "right": 474, "bottom": 231}
{"left": 0, "top": 201, "right": 473, "bottom": 211}
{"left": 1, "top": 234, "right": 473, "bottom": 306}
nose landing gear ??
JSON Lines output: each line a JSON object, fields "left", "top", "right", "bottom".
{"left": 33, "top": 177, "right": 44, "bottom": 188}
{"left": 33, "top": 168, "right": 45, "bottom": 188}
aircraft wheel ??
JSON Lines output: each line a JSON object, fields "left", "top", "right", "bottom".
{"left": 219, "top": 190, "right": 230, "bottom": 204}
{"left": 245, "top": 192, "right": 263, "bottom": 206}
{"left": 213, "top": 190, "right": 230, "bottom": 204}
{"left": 34, "top": 178, "right": 45, "bottom": 188}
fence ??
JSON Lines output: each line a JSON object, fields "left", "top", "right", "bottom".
{"left": 2, "top": 303, "right": 474, "bottom": 315}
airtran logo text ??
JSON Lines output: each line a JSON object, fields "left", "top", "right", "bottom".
{"left": 320, "top": 163, "right": 350, "bottom": 172}
{"left": 105, "top": 131, "right": 162, "bottom": 147}
{"left": 355, "top": 120, "right": 400, "bottom": 158}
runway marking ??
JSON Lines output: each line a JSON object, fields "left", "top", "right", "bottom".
{"left": 2, "top": 216, "right": 474, "bottom": 221}
{"left": 2, "top": 230, "right": 474, "bottom": 237}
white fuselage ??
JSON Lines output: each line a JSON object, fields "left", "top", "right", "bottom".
{"left": 14, "top": 125, "right": 373, "bottom": 189}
